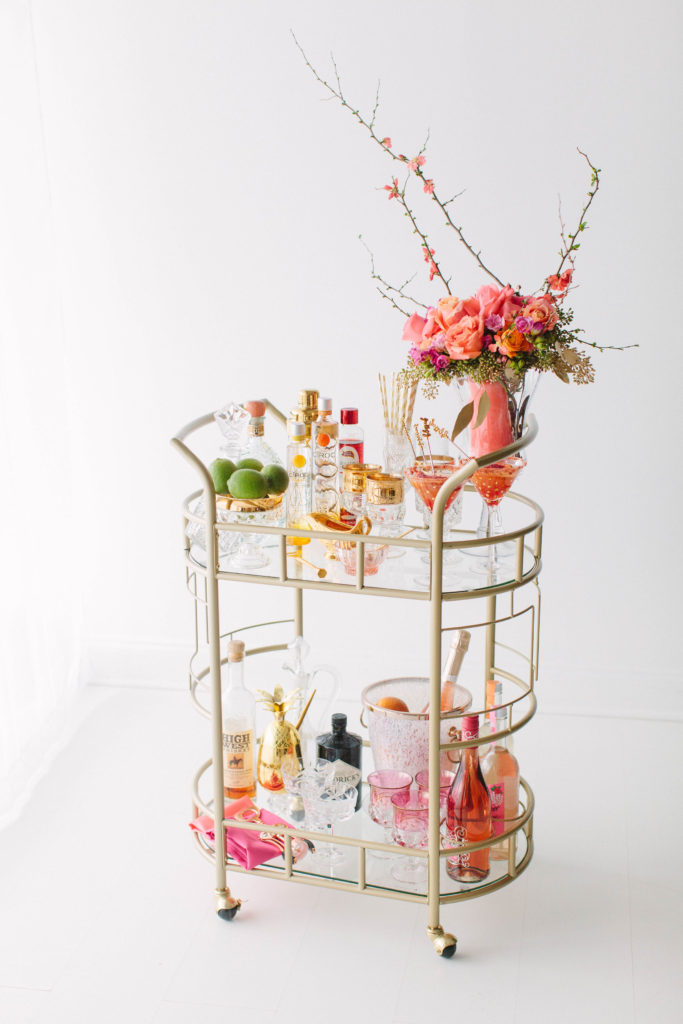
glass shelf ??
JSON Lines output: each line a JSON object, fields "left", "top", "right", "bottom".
{"left": 193, "top": 783, "right": 532, "bottom": 904}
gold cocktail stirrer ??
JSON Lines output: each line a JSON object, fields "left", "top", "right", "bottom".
{"left": 295, "top": 688, "right": 317, "bottom": 732}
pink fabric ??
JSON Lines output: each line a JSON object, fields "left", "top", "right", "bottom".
{"left": 468, "top": 381, "right": 514, "bottom": 458}
{"left": 189, "top": 796, "right": 310, "bottom": 869}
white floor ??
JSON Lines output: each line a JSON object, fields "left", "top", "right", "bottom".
{"left": 1, "top": 686, "right": 682, "bottom": 1024}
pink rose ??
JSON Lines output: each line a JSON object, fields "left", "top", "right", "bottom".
{"left": 443, "top": 313, "right": 485, "bottom": 360}
{"left": 524, "top": 294, "right": 559, "bottom": 331}
{"left": 476, "top": 284, "right": 524, "bottom": 324}
{"left": 402, "top": 312, "right": 428, "bottom": 346}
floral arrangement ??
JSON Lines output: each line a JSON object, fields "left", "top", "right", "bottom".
{"left": 296, "top": 37, "right": 633, "bottom": 422}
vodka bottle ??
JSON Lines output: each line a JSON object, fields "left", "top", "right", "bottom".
{"left": 286, "top": 421, "right": 312, "bottom": 528}
{"left": 311, "top": 397, "right": 339, "bottom": 514}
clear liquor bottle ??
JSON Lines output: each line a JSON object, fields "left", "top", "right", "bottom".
{"left": 446, "top": 714, "right": 492, "bottom": 882}
{"left": 311, "top": 397, "right": 339, "bottom": 514}
{"left": 286, "top": 421, "right": 312, "bottom": 528}
{"left": 481, "top": 704, "right": 519, "bottom": 860}
{"left": 242, "top": 400, "right": 282, "bottom": 466}
{"left": 222, "top": 640, "right": 256, "bottom": 800}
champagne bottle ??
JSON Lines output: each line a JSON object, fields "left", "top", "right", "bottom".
{"left": 440, "top": 630, "right": 471, "bottom": 712}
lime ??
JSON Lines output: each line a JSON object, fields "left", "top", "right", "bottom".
{"left": 210, "top": 458, "right": 236, "bottom": 494}
{"left": 236, "top": 457, "right": 263, "bottom": 471}
{"left": 228, "top": 468, "right": 268, "bottom": 500}
{"left": 262, "top": 464, "right": 289, "bottom": 495}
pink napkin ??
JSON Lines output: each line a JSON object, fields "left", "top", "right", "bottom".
{"left": 189, "top": 796, "right": 311, "bottom": 869}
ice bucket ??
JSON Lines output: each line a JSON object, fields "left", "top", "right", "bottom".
{"left": 360, "top": 677, "right": 472, "bottom": 779}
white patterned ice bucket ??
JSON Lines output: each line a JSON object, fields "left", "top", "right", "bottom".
{"left": 360, "top": 677, "right": 472, "bottom": 779}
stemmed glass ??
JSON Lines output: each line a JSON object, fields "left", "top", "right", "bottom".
{"left": 405, "top": 459, "right": 471, "bottom": 587}
{"left": 366, "top": 770, "right": 413, "bottom": 857}
{"left": 304, "top": 782, "right": 358, "bottom": 866}
{"left": 281, "top": 757, "right": 335, "bottom": 824}
{"left": 470, "top": 456, "right": 527, "bottom": 577}
{"left": 391, "top": 790, "right": 429, "bottom": 884}
{"left": 415, "top": 769, "right": 456, "bottom": 819}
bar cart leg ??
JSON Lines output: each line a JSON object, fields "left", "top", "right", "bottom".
{"left": 205, "top": 486, "right": 242, "bottom": 922}
{"left": 294, "top": 586, "right": 303, "bottom": 638}
{"left": 427, "top": 500, "right": 457, "bottom": 958}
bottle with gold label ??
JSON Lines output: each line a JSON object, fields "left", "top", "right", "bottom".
{"left": 222, "top": 640, "right": 256, "bottom": 799}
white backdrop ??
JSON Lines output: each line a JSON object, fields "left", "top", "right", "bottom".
{"left": 4, "top": 0, "right": 682, "bottom": 721}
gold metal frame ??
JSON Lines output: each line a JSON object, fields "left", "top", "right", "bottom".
{"left": 172, "top": 401, "right": 541, "bottom": 956}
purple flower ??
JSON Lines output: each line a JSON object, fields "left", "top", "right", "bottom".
{"left": 409, "top": 345, "right": 429, "bottom": 364}
{"left": 515, "top": 316, "right": 532, "bottom": 334}
{"left": 530, "top": 321, "right": 545, "bottom": 335}
{"left": 433, "top": 353, "right": 450, "bottom": 370}
{"left": 484, "top": 314, "right": 504, "bottom": 332}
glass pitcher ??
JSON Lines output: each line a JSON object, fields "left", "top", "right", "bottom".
{"left": 282, "top": 636, "right": 341, "bottom": 763}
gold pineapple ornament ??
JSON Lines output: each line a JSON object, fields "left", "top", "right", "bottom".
{"left": 256, "top": 686, "right": 304, "bottom": 791}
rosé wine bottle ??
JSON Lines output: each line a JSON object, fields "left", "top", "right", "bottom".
{"left": 446, "top": 714, "right": 492, "bottom": 882}
{"left": 482, "top": 706, "right": 519, "bottom": 861}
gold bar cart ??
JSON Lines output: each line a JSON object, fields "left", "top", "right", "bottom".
{"left": 171, "top": 401, "right": 541, "bottom": 957}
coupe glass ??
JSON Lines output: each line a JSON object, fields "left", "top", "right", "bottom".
{"left": 366, "top": 770, "right": 413, "bottom": 857}
{"left": 470, "top": 456, "right": 526, "bottom": 577}
{"left": 391, "top": 790, "right": 429, "bottom": 884}
{"left": 281, "top": 756, "right": 335, "bottom": 824}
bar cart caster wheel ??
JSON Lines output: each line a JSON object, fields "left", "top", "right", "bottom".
{"left": 428, "top": 926, "right": 457, "bottom": 958}
{"left": 217, "top": 906, "right": 239, "bottom": 921}
{"left": 215, "top": 890, "right": 241, "bottom": 921}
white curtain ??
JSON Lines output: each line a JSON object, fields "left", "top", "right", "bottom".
{"left": 0, "top": 0, "right": 82, "bottom": 826}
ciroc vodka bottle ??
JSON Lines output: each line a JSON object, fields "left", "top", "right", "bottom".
{"left": 311, "top": 397, "right": 339, "bottom": 514}
{"left": 286, "top": 421, "right": 312, "bottom": 529}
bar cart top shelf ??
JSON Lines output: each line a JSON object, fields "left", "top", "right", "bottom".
{"left": 172, "top": 402, "right": 543, "bottom": 603}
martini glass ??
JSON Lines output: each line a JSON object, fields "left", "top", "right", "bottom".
{"left": 405, "top": 459, "right": 471, "bottom": 588}
{"left": 470, "top": 456, "right": 526, "bottom": 578}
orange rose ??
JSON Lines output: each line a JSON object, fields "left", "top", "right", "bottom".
{"left": 524, "top": 294, "right": 559, "bottom": 331}
{"left": 495, "top": 328, "right": 535, "bottom": 357}
{"left": 443, "top": 313, "right": 485, "bottom": 360}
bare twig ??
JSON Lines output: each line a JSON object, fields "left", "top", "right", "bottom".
{"left": 359, "top": 236, "right": 429, "bottom": 309}
{"left": 554, "top": 149, "right": 600, "bottom": 279}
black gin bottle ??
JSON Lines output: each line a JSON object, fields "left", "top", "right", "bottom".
{"left": 316, "top": 713, "right": 362, "bottom": 811}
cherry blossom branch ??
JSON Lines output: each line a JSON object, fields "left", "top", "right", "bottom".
{"left": 359, "top": 236, "right": 430, "bottom": 310}
{"left": 554, "top": 149, "right": 600, "bottom": 278}
{"left": 391, "top": 176, "right": 452, "bottom": 294}
{"left": 293, "top": 34, "right": 505, "bottom": 286}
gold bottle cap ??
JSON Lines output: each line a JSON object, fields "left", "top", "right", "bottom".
{"left": 297, "top": 389, "right": 319, "bottom": 411}
{"left": 366, "top": 473, "right": 404, "bottom": 504}
{"left": 342, "top": 463, "right": 382, "bottom": 493}
{"left": 227, "top": 640, "right": 245, "bottom": 662}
